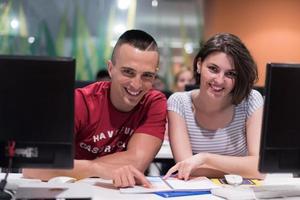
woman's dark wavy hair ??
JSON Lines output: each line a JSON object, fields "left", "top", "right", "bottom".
{"left": 193, "top": 33, "right": 258, "bottom": 105}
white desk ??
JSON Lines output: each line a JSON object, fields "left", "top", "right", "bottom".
{"left": 155, "top": 140, "right": 173, "bottom": 159}
{"left": 150, "top": 140, "right": 174, "bottom": 176}
{"left": 3, "top": 173, "right": 300, "bottom": 200}
{"left": 2, "top": 173, "right": 222, "bottom": 200}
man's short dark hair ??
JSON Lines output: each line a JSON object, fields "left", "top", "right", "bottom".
{"left": 111, "top": 29, "right": 159, "bottom": 65}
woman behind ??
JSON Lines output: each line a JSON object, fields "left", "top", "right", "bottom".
{"left": 173, "top": 67, "right": 195, "bottom": 92}
{"left": 164, "top": 33, "right": 264, "bottom": 180}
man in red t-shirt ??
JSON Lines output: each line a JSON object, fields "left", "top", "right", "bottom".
{"left": 23, "top": 30, "right": 167, "bottom": 188}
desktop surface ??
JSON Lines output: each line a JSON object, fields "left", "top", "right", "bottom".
{"left": 4, "top": 173, "right": 300, "bottom": 200}
{"left": 155, "top": 140, "right": 173, "bottom": 159}
{"left": 2, "top": 173, "right": 223, "bottom": 200}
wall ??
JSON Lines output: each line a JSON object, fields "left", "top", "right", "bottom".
{"left": 203, "top": 0, "right": 300, "bottom": 86}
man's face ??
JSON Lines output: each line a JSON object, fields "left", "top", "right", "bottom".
{"left": 108, "top": 44, "right": 159, "bottom": 112}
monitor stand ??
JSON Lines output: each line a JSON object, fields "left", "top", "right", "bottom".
{"left": 0, "top": 190, "right": 12, "bottom": 200}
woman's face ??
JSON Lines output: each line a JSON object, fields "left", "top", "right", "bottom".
{"left": 176, "top": 70, "right": 194, "bottom": 92}
{"left": 198, "top": 52, "right": 236, "bottom": 101}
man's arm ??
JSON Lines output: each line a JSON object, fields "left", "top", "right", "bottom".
{"left": 23, "top": 159, "right": 96, "bottom": 180}
{"left": 23, "top": 133, "right": 162, "bottom": 187}
{"left": 98, "top": 133, "right": 162, "bottom": 172}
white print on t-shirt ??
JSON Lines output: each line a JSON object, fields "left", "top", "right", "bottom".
{"left": 93, "top": 126, "right": 134, "bottom": 143}
{"left": 79, "top": 126, "right": 134, "bottom": 155}
{"left": 80, "top": 140, "right": 126, "bottom": 154}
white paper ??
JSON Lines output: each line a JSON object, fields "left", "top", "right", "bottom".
{"left": 120, "top": 176, "right": 219, "bottom": 194}
{"left": 166, "top": 176, "right": 218, "bottom": 190}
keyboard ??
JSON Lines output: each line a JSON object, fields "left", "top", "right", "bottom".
{"left": 211, "top": 186, "right": 256, "bottom": 200}
{"left": 252, "top": 184, "right": 300, "bottom": 199}
{"left": 211, "top": 185, "right": 300, "bottom": 200}
{"left": 5, "top": 178, "right": 42, "bottom": 190}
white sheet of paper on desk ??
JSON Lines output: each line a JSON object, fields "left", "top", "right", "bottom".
{"left": 166, "top": 176, "right": 219, "bottom": 190}
{"left": 120, "top": 176, "right": 219, "bottom": 194}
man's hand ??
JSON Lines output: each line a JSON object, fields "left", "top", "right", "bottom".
{"left": 94, "top": 134, "right": 162, "bottom": 188}
{"left": 110, "top": 165, "right": 151, "bottom": 188}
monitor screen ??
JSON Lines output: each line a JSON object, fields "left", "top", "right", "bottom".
{"left": 259, "top": 63, "right": 300, "bottom": 175}
{"left": 0, "top": 55, "right": 75, "bottom": 169}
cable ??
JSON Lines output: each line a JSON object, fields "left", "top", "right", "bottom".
{"left": 0, "top": 141, "right": 15, "bottom": 200}
{"left": 0, "top": 141, "right": 15, "bottom": 191}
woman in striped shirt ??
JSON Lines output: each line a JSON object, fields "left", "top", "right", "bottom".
{"left": 164, "top": 33, "right": 264, "bottom": 180}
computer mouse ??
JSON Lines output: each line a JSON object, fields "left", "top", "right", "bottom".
{"left": 224, "top": 174, "right": 243, "bottom": 186}
{"left": 48, "top": 176, "right": 77, "bottom": 184}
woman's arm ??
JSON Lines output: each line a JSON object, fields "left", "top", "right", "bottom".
{"left": 167, "top": 111, "right": 193, "bottom": 162}
{"left": 165, "top": 107, "right": 265, "bottom": 179}
{"left": 166, "top": 110, "right": 215, "bottom": 180}
{"left": 196, "top": 106, "right": 264, "bottom": 178}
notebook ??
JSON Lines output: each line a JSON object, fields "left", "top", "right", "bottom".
{"left": 120, "top": 176, "right": 219, "bottom": 194}
{"left": 154, "top": 190, "right": 211, "bottom": 198}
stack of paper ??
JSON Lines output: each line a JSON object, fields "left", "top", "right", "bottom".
{"left": 120, "top": 176, "right": 220, "bottom": 194}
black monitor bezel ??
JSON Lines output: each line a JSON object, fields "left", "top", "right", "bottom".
{"left": 0, "top": 55, "right": 75, "bottom": 169}
{"left": 259, "top": 63, "right": 300, "bottom": 174}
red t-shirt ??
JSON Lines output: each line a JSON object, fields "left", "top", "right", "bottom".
{"left": 74, "top": 81, "right": 167, "bottom": 160}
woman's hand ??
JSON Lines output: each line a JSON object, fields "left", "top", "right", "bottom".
{"left": 163, "top": 153, "right": 207, "bottom": 181}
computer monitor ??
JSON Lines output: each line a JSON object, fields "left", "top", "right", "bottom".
{"left": 259, "top": 63, "right": 300, "bottom": 176}
{"left": 0, "top": 55, "right": 75, "bottom": 169}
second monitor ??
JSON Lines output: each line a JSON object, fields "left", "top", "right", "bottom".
{"left": 259, "top": 63, "right": 300, "bottom": 176}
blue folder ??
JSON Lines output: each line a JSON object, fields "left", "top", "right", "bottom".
{"left": 154, "top": 190, "right": 211, "bottom": 198}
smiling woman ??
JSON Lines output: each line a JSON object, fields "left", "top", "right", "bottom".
{"left": 164, "top": 33, "right": 264, "bottom": 180}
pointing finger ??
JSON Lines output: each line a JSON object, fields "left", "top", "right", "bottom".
{"left": 163, "top": 164, "right": 179, "bottom": 179}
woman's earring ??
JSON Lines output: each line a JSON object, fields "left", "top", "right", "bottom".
{"left": 196, "top": 61, "right": 201, "bottom": 74}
